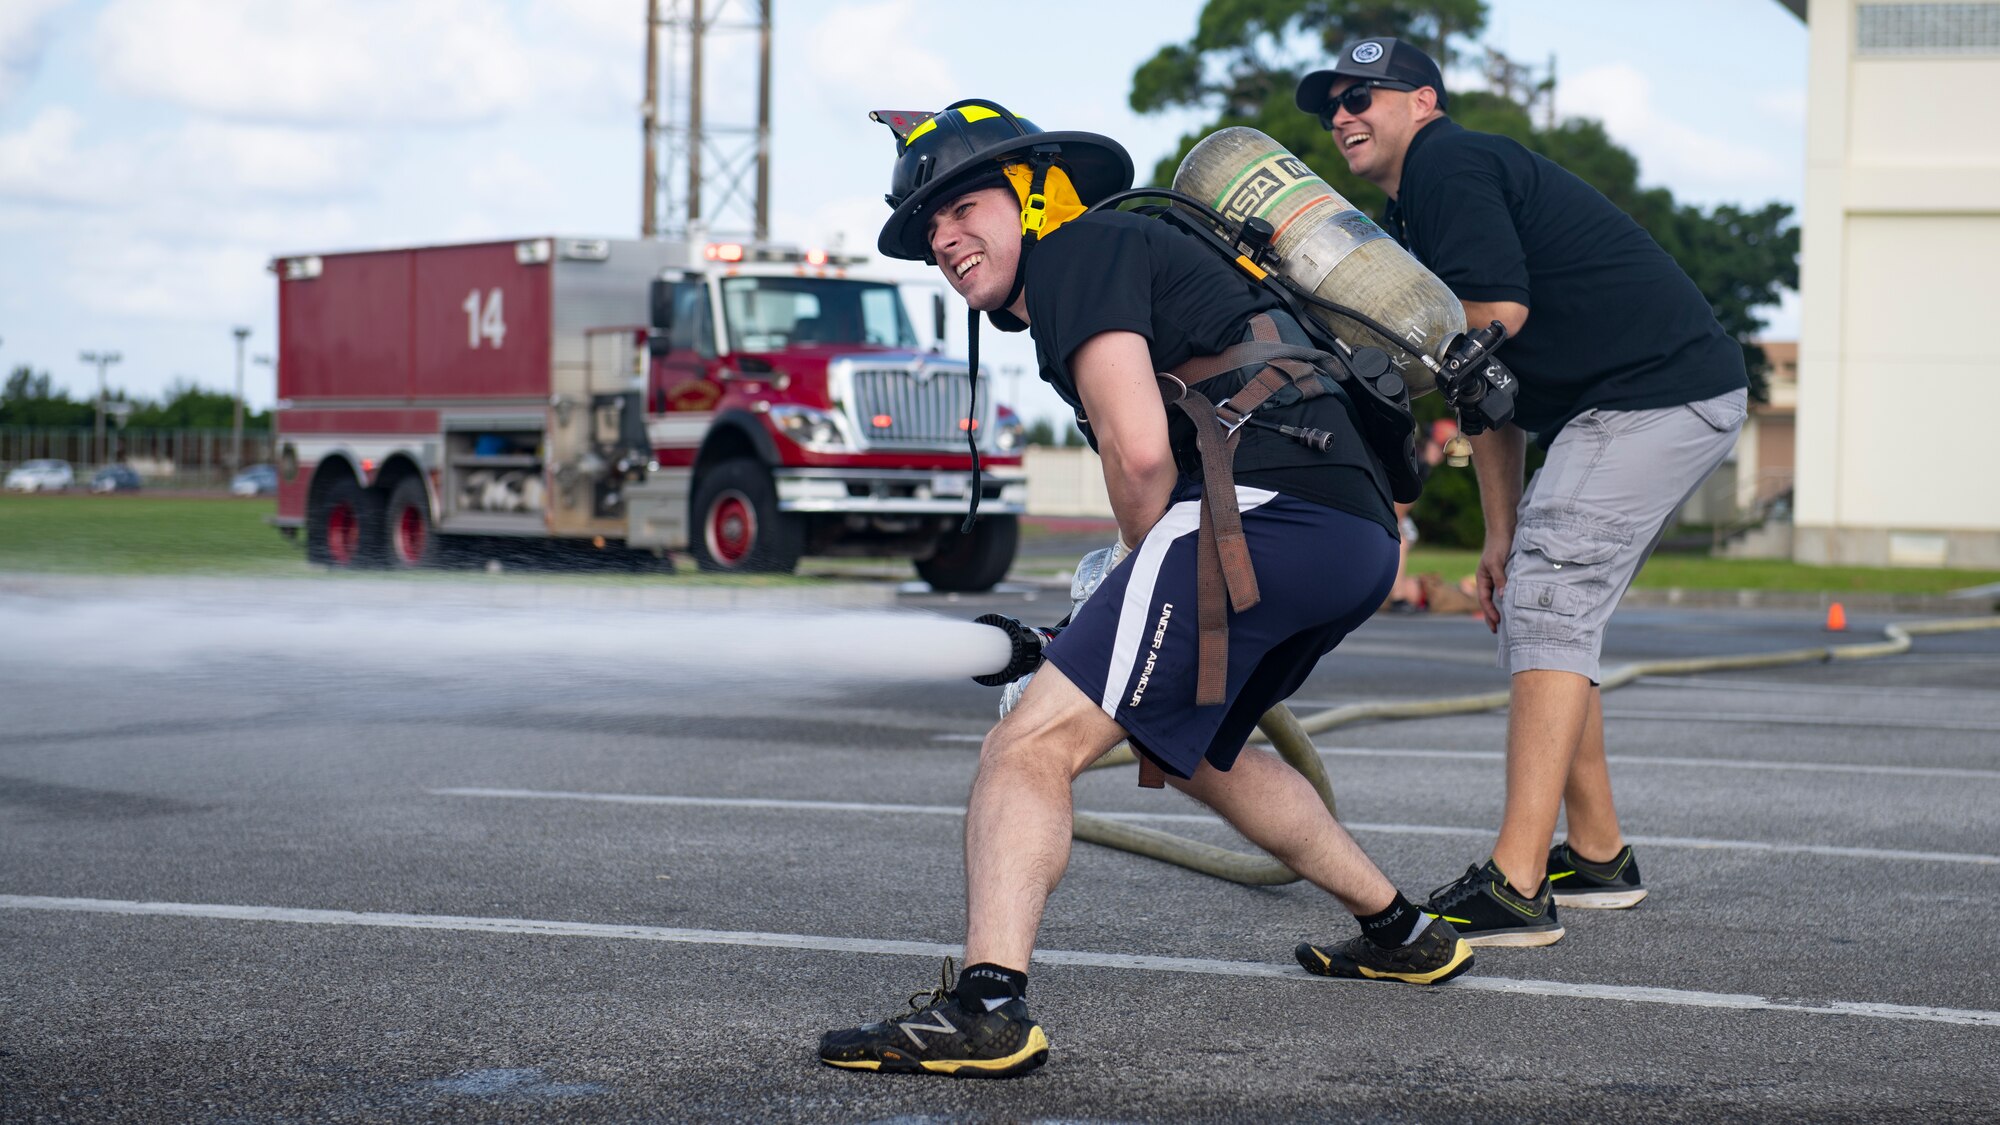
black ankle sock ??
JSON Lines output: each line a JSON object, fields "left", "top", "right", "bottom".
{"left": 955, "top": 962, "right": 1028, "bottom": 1006}
{"left": 1357, "top": 891, "right": 1425, "bottom": 949}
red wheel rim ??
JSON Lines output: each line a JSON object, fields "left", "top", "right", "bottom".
{"left": 327, "top": 503, "right": 358, "bottom": 565}
{"left": 395, "top": 505, "right": 425, "bottom": 565}
{"left": 705, "top": 490, "right": 756, "bottom": 566}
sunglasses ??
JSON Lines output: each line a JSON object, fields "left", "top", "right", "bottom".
{"left": 1319, "top": 80, "right": 1418, "bottom": 129}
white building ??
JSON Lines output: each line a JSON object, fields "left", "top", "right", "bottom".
{"left": 1793, "top": 0, "right": 2000, "bottom": 566}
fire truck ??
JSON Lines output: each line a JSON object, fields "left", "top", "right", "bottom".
{"left": 269, "top": 236, "right": 1027, "bottom": 590}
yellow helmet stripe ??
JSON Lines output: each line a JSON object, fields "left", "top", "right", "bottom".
{"left": 903, "top": 104, "right": 1002, "bottom": 149}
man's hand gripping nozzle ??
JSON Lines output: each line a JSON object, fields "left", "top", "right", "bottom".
{"left": 981, "top": 540, "right": 1128, "bottom": 716}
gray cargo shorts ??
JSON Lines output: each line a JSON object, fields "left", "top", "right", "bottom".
{"left": 1498, "top": 388, "right": 1748, "bottom": 681}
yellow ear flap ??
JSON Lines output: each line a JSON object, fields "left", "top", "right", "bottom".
{"left": 1000, "top": 162, "right": 1087, "bottom": 240}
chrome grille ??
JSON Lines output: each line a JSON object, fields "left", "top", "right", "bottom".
{"left": 832, "top": 356, "right": 987, "bottom": 450}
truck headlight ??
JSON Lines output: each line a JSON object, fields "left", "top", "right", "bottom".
{"left": 770, "top": 405, "right": 852, "bottom": 452}
{"left": 992, "top": 406, "right": 1025, "bottom": 453}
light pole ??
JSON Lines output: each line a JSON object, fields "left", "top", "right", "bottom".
{"left": 232, "top": 326, "right": 250, "bottom": 472}
{"left": 252, "top": 354, "right": 272, "bottom": 467}
{"left": 80, "top": 350, "right": 123, "bottom": 467}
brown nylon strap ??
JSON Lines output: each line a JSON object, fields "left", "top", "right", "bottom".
{"left": 1213, "top": 365, "right": 1295, "bottom": 425}
{"left": 1137, "top": 755, "right": 1166, "bottom": 788}
{"left": 1169, "top": 340, "right": 1335, "bottom": 384}
{"left": 1162, "top": 379, "right": 1262, "bottom": 707}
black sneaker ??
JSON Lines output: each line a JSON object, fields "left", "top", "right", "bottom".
{"left": 818, "top": 961, "right": 1049, "bottom": 1079}
{"left": 1423, "top": 860, "right": 1565, "bottom": 947}
{"left": 1296, "top": 918, "right": 1475, "bottom": 985}
{"left": 1547, "top": 842, "right": 1647, "bottom": 908}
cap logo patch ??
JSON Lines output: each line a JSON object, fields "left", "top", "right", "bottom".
{"left": 1351, "top": 42, "right": 1384, "bottom": 64}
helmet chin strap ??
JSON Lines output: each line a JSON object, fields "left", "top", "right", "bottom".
{"left": 960, "top": 304, "right": 983, "bottom": 533}
{"left": 957, "top": 152, "right": 1057, "bottom": 534}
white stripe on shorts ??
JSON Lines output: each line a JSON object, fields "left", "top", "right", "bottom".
{"left": 1098, "top": 486, "right": 1278, "bottom": 717}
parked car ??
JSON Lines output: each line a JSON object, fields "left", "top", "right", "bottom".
{"left": 4, "top": 459, "right": 75, "bottom": 492}
{"left": 230, "top": 463, "right": 278, "bottom": 496}
{"left": 90, "top": 464, "right": 143, "bottom": 493}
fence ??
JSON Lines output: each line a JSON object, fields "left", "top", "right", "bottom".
{"left": 1, "top": 426, "right": 276, "bottom": 488}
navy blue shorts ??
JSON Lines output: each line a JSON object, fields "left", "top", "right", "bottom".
{"left": 1041, "top": 483, "right": 1398, "bottom": 778}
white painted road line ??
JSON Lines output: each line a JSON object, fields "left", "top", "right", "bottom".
{"left": 933, "top": 735, "right": 2000, "bottom": 780}
{"left": 3, "top": 895, "right": 1992, "bottom": 1030}
{"left": 429, "top": 788, "right": 2000, "bottom": 866}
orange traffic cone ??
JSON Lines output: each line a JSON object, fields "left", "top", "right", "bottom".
{"left": 1825, "top": 602, "right": 1847, "bottom": 631}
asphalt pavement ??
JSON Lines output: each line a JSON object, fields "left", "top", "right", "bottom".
{"left": 2, "top": 570, "right": 1997, "bottom": 1123}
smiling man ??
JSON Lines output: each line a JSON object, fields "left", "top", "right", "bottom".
{"left": 815, "top": 100, "right": 1474, "bottom": 1079}
{"left": 1296, "top": 39, "right": 1750, "bottom": 947}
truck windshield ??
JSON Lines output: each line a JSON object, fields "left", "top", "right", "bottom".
{"left": 718, "top": 276, "right": 918, "bottom": 352}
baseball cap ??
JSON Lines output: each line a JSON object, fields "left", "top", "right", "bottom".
{"left": 1295, "top": 37, "right": 1450, "bottom": 115}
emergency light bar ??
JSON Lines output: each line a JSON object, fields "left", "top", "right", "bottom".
{"left": 703, "top": 243, "right": 868, "bottom": 267}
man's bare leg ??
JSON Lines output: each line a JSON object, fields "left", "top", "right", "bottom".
{"left": 1559, "top": 687, "right": 1627, "bottom": 861}
{"left": 1168, "top": 746, "right": 1396, "bottom": 914}
{"left": 1490, "top": 669, "right": 1593, "bottom": 895}
{"left": 961, "top": 665, "right": 1128, "bottom": 972}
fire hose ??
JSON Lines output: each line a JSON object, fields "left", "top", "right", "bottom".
{"left": 978, "top": 611, "right": 2000, "bottom": 887}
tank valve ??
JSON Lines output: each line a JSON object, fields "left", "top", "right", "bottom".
{"left": 1437, "top": 320, "right": 1518, "bottom": 435}
{"left": 972, "top": 614, "right": 1062, "bottom": 686}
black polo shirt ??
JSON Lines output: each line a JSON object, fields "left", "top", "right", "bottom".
{"left": 1382, "top": 118, "right": 1746, "bottom": 442}
{"left": 1020, "top": 209, "right": 1396, "bottom": 537}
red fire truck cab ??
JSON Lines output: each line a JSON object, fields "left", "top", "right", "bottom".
{"left": 271, "top": 236, "right": 1027, "bottom": 590}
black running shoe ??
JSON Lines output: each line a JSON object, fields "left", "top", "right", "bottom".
{"left": 1296, "top": 918, "right": 1475, "bottom": 985}
{"left": 818, "top": 961, "right": 1049, "bottom": 1079}
{"left": 1423, "top": 860, "right": 1565, "bottom": 947}
{"left": 1547, "top": 842, "right": 1647, "bottom": 908}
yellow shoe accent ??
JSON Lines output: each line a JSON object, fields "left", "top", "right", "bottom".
{"left": 916, "top": 1026, "right": 1050, "bottom": 1076}
{"left": 821, "top": 1058, "right": 883, "bottom": 1071}
{"left": 1355, "top": 937, "right": 1474, "bottom": 985}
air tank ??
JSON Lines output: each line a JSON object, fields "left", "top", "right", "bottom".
{"left": 1173, "top": 126, "right": 1462, "bottom": 397}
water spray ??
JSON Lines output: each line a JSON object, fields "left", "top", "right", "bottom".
{"left": 969, "top": 614, "right": 1062, "bottom": 686}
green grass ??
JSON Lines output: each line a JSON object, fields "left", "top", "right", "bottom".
{"left": 0, "top": 494, "right": 813, "bottom": 585}
{"left": 0, "top": 494, "right": 306, "bottom": 575}
{"left": 1406, "top": 547, "right": 2000, "bottom": 597}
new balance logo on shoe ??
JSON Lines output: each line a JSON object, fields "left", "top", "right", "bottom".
{"left": 897, "top": 1011, "right": 957, "bottom": 1048}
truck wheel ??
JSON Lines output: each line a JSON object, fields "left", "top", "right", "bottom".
{"left": 385, "top": 477, "right": 448, "bottom": 569}
{"left": 916, "top": 515, "right": 1018, "bottom": 593}
{"left": 690, "top": 458, "right": 802, "bottom": 574}
{"left": 308, "top": 476, "right": 384, "bottom": 568}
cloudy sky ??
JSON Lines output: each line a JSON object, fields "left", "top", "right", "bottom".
{"left": 0, "top": 0, "right": 1807, "bottom": 426}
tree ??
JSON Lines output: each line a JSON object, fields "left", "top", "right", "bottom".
{"left": 0, "top": 365, "right": 93, "bottom": 427}
{"left": 1129, "top": 0, "right": 1799, "bottom": 544}
{"left": 125, "top": 379, "right": 270, "bottom": 431}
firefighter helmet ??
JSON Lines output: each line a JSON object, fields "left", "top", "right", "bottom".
{"left": 871, "top": 99, "right": 1132, "bottom": 263}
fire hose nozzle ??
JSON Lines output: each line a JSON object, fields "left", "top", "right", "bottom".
{"left": 972, "top": 613, "right": 1062, "bottom": 686}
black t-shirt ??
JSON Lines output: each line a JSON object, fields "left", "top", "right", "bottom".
{"left": 1383, "top": 118, "right": 1747, "bottom": 442}
{"left": 1019, "top": 209, "right": 1395, "bottom": 537}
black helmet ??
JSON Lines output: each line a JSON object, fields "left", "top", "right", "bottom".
{"left": 872, "top": 99, "right": 1132, "bottom": 262}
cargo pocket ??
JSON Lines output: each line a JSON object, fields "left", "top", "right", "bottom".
{"left": 1506, "top": 579, "right": 1586, "bottom": 620}
{"left": 1512, "top": 513, "right": 1632, "bottom": 596}
{"left": 1685, "top": 389, "right": 1748, "bottom": 433}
